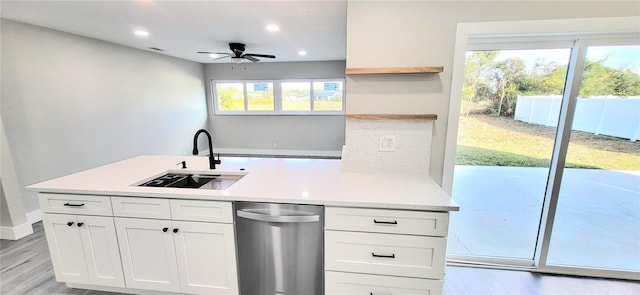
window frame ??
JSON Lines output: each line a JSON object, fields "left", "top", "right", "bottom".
{"left": 212, "top": 78, "right": 345, "bottom": 116}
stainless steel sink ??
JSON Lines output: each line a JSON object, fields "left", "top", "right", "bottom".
{"left": 138, "top": 172, "right": 243, "bottom": 190}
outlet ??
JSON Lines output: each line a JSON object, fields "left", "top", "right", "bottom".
{"left": 378, "top": 135, "right": 396, "bottom": 152}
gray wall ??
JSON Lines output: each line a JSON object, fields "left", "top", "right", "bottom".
{"left": 1, "top": 20, "right": 208, "bottom": 214}
{"left": 345, "top": 1, "right": 640, "bottom": 184}
{"left": 204, "top": 61, "right": 346, "bottom": 156}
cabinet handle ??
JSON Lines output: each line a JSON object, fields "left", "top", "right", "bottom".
{"left": 173, "top": 228, "right": 179, "bottom": 233}
{"left": 162, "top": 227, "right": 169, "bottom": 232}
{"left": 63, "top": 203, "right": 85, "bottom": 207}
{"left": 67, "top": 221, "right": 74, "bottom": 226}
{"left": 371, "top": 252, "right": 395, "bottom": 258}
{"left": 373, "top": 219, "right": 397, "bottom": 225}
{"left": 371, "top": 293, "right": 392, "bottom": 295}
{"left": 77, "top": 222, "right": 84, "bottom": 227}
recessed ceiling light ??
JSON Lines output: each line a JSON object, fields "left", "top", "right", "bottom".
{"left": 266, "top": 24, "right": 279, "bottom": 32}
{"left": 298, "top": 50, "right": 307, "bottom": 56}
{"left": 133, "top": 29, "right": 149, "bottom": 38}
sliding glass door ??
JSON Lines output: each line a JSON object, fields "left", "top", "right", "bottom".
{"left": 448, "top": 48, "right": 571, "bottom": 263}
{"left": 541, "top": 43, "right": 640, "bottom": 277}
{"left": 448, "top": 34, "right": 639, "bottom": 280}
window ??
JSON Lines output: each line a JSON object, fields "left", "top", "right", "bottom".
{"left": 313, "top": 81, "right": 343, "bottom": 111}
{"left": 212, "top": 79, "right": 345, "bottom": 115}
{"left": 246, "top": 82, "right": 274, "bottom": 111}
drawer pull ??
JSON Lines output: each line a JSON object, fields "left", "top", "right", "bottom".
{"left": 371, "top": 252, "right": 395, "bottom": 259}
{"left": 63, "top": 203, "right": 85, "bottom": 207}
{"left": 371, "top": 293, "right": 392, "bottom": 295}
{"left": 373, "top": 219, "right": 397, "bottom": 225}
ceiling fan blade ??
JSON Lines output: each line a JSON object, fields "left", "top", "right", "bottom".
{"left": 197, "top": 51, "right": 229, "bottom": 55}
{"left": 245, "top": 53, "right": 276, "bottom": 59}
{"left": 212, "top": 55, "right": 232, "bottom": 61}
{"left": 244, "top": 55, "right": 260, "bottom": 62}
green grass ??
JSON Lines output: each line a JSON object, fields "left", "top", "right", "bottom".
{"left": 456, "top": 115, "right": 640, "bottom": 170}
{"left": 456, "top": 146, "right": 598, "bottom": 169}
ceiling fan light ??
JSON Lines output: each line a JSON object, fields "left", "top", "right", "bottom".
{"left": 231, "top": 57, "right": 244, "bottom": 64}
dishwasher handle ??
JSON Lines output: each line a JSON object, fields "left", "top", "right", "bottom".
{"left": 237, "top": 209, "right": 320, "bottom": 223}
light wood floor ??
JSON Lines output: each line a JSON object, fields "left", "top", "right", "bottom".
{"left": 1, "top": 222, "right": 638, "bottom": 294}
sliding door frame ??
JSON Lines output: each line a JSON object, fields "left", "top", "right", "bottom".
{"left": 443, "top": 16, "right": 640, "bottom": 280}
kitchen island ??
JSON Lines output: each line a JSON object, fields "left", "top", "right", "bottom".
{"left": 28, "top": 155, "right": 459, "bottom": 295}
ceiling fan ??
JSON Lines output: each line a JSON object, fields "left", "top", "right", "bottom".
{"left": 198, "top": 43, "right": 276, "bottom": 63}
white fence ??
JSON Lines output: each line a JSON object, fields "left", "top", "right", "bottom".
{"left": 514, "top": 95, "right": 640, "bottom": 141}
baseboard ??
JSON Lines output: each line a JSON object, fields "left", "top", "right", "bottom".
{"left": 214, "top": 148, "right": 341, "bottom": 158}
{"left": 27, "top": 209, "right": 42, "bottom": 224}
{"left": 0, "top": 222, "right": 33, "bottom": 240}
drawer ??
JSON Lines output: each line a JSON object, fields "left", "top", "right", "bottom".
{"left": 38, "top": 193, "right": 112, "bottom": 216}
{"left": 111, "top": 197, "right": 170, "bottom": 219}
{"left": 170, "top": 199, "right": 233, "bottom": 223}
{"left": 325, "top": 271, "right": 442, "bottom": 295}
{"left": 325, "top": 230, "right": 446, "bottom": 279}
{"left": 325, "top": 207, "right": 449, "bottom": 237}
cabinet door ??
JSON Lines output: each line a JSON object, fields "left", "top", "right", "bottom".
{"left": 173, "top": 221, "right": 239, "bottom": 295}
{"left": 42, "top": 213, "right": 89, "bottom": 284}
{"left": 325, "top": 271, "right": 442, "bottom": 295}
{"left": 115, "top": 217, "right": 180, "bottom": 292}
{"left": 325, "top": 230, "right": 447, "bottom": 279}
{"left": 78, "top": 215, "right": 124, "bottom": 287}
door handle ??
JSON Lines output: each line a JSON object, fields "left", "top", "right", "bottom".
{"left": 373, "top": 219, "right": 398, "bottom": 225}
{"left": 371, "top": 252, "right": 395, "bottom": 258}
{"left": 237, "top": 210, "right": 320, "bottom": 223}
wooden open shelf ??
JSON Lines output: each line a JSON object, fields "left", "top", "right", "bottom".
{"left": 345, "top": 66, "right": 444, "bottom": 75}
{"left": 345, "top": 114, "right": 438, "bottom": 120}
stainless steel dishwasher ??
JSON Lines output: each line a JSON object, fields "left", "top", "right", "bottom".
{"left": 235, "top": 202, "right": 323, "bottom": 295}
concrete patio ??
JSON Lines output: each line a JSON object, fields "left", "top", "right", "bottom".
{"left": 447, "top": 166, "right": 640, "bottom": 272}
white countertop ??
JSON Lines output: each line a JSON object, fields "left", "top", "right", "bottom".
{"left": 27, "top": 155, "right": 459, "bottom": 211}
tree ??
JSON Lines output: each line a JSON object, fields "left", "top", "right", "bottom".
{"left": 463, "top": 51, "right": 498, "bottom": 116}
{"left": 462, "top": 49, "right": 640, "bottom": 118}
{"left": 493, "top": 58, "right": 526, "bottom": 117}
{"left": 580, "top": 60, "right": 640, "bottom": 97}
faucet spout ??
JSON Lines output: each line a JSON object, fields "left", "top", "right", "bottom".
{"left": 192, "top": 129, "right": 221, "bottom": 169}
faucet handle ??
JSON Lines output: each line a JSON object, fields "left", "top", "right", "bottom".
{"left": 213, "top": 154, "right": 222, "bottom": 165}
{"left": 176, "top": 161, "right": 187, "bottom": 169}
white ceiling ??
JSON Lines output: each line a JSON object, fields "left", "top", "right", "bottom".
{"left": 0, "top": 0, "right": 347, "bottom": 64}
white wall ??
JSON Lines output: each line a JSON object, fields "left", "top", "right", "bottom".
{"left": 345, "top": 1, "right": 640, "bottom": 184}
{"left": 1, "top": 20, "right": 208, "bottom": 215}
{"left": 204, "top": 61, "right": 346, "bottom": 156}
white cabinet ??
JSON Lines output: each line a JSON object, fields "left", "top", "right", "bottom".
{"left": 325, "top": 230, "right": 446, "bottom": 278}
{"left": 325, "top": 207, "right": 449, "bottom": 294}
{"left": 173, "top": 220, "right": 238, "bottom": 294}
{"left": 113, "top": 197, "right": 239, "bottom": 295}
{"left": 42, "top": 213, "right": 124, "bottom": 288}
{"left": 39, "top": 193, "right": 112, "bottom": 216}
{"left": 114, "top": 217, "right": 180, "bottom": 292}
{"left": 325, "top": 271, "right": 442, "bottom": 295}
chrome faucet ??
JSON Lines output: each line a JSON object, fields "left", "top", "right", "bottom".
{"left": 192, "top": 129, "right": 221, "bottom": 169}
